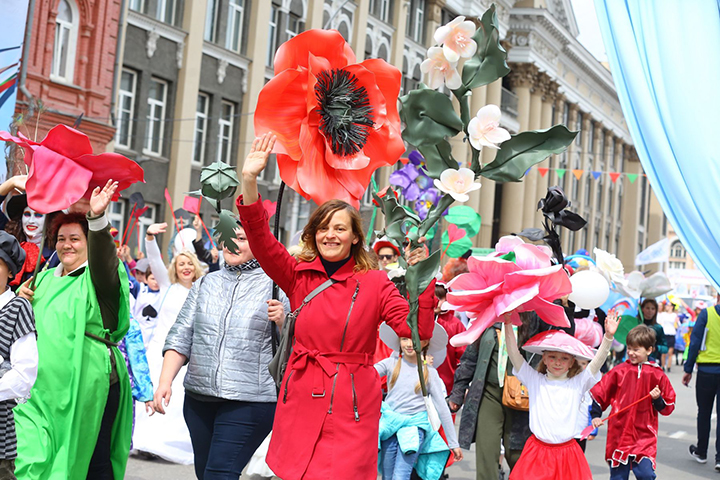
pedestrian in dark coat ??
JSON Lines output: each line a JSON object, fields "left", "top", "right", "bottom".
{"left": 239, "top": 134, "right": 436, "bottom": 480}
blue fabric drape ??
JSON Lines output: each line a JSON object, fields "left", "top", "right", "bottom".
{"left": 594, "top": 0, "right": 720, "bottom": 289}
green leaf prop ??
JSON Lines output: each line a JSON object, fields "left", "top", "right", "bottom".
{"left": 214, "top": 209, "right": 240, "bottom": 254}
{"left": 441, "top": 231, "right": 473, "bottom": 258}
{"left": 187, "top": 189, "right": 218, "bottom": 211}
{"left": 444, "top": 206, "right": 482, "bottom": 237}
{"left": 200, "top": 161, "right": 240, "bottom": 203}
{"left": 405, "top": 249, "right": 442, "bottom": 304}
{"left": 416, "top": 141, "right": 459, "bottom": 180}
{"left": 459, "top": 4, "right": 510, "bottom": 92}
{"left": 400, "top": 85, "right": 464, "bottom": 147}
{"left": 480, "top": 125, "right": 578, "bottom": 183}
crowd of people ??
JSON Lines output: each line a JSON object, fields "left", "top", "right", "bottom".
{"left": 0, "top": 135, "right": 714, "bottom": 480}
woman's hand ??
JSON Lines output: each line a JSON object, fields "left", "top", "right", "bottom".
{"left": 267, "top": 299, "right": 285, "bottom": 327}
{"left": 153, "top": 383, "right": 172, "bottom": 415}
{"left": 451, "top": 448, "right": 463, "bottom": 461}
{"left": 17, "top": 277, "right": 34, "bottom": 302}
{"left": 605, "top": 309, "right": 620, "bottom": 339}
{"left": 0, "top": 175, "right": 27, "bottom": 196}
{"left": 242, "top": 133, "right": 276, "bottom": 180}
{"left": 89, "top": 180, "right": 118, "bottom": 217}
{"left": 404, "top": 237, "right": 428, "bottom": 266}
{"left": 146, "top": 222, "right": 168, "bottom": 240}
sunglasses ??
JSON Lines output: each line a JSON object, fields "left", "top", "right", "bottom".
{"left": 378, "top": 254, "right": 396, "bottom": 261}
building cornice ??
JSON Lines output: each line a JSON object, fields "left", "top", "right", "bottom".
{"left": 202, "top": 42, "right": 251, "bottom": 74}
{"left": 126, "top": 10, "right": 187, "bottom": 45}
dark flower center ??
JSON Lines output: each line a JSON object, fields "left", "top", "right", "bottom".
{"left": 315, "top": 68, "right": 374, "bottom": 157}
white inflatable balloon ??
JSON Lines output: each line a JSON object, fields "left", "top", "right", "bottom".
{"left": 569, "top": 270, "right": 610, "bottom": 310}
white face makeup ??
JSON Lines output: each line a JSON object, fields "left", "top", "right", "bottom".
{"left": 22, "top": 207, "right": 45, "bottom": 243}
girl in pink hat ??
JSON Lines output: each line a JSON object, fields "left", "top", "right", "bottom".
{"left": 503, "top": 310, "right": 620, "bottom": 480}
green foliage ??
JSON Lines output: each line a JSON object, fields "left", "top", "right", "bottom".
{"left": 199, "top": 161, "right": 240, "bottom": 205}
{"left": 399, "top": 85, "right": 463, "bottom": 147}
{"left": 458, "top": 5, "right": 511, "bottom": 93}
{"left": 441, "top": 232, "right": 473, "bottom": 258}
{"left": 416, "top": 141, "right": 459, "bottom": 180}
{"left": 444, "top": 206, "right": 482, "bottom": 237}
{"left": 480, "top": 125, "right": 579, "bottom": 182}
{"left": 214, "top": 209, "right": 240, "bottom": 254}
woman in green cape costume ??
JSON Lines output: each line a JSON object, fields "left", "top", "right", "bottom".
{"left": 14, "top": 181, "right": 133, "bottom": 480}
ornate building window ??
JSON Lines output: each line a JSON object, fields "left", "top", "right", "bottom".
{"left": 267, "top": 5, "right": 279, "bottom": 66}
{"left": 205, "top": 0, "right": 219, "bottom": 42}
{"left": 226, "top": 0, "right": 245, "bottom": 53}
{"left": 670, "top": 240, "right": 687, "bottom": 258}
{"left": 194, "top": 93, "right": 210, "bottom": 166}
{"left": 144, "top": 78, "right": 167, "bottom": 157}
{"left": 217, "top": 101, "right": 235, "bottom": 164}
{"left": 129, "top": 0, "right": 146, "bottom": 13}
{"left": 156, "top": 0, "right": 177, "bottom": 25}
{"left": 51, "top": 0, "right": 79, "bottom": 83}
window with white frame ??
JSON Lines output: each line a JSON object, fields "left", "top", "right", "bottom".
{"left": 412, "top": 0, "right": 425, "bottom": 43}
{"left": 52, "top": 0, "right": 78, "bottom": 83}
{"left": 204, "top": 0, "right": 219, "bottom": 42}
{"left": 194, "top": 93, "right": 209, "bottom": 165}
{"left": 144, "top": 78, "right": 167, "bottom": 157}
{"left": 670, "top": 241, "right": 687, "bottom": 258}
{"left": 286, "top": 12, "right": 302, "bottom": 39}
{"left": 380, "top": 0, "right": 391, "bottom": 22}
{"left": 116, "top": 69, "right": 136, "bottom": 149}
{"left": 108, "top": 201, "right": 126, "bottom": 238}
{"left": 226, "top": 0, "right": 245, "bottom": 53}
{"left": 217, "top": 101, "right": 235, "bottom": 163}
{"left": 267, "top": 6, "right": 278, "bottom": 67}
{"left": 157, "top": 0, "right": 177, "bottom": 25}
{"left": 129, "top": 0, "right": 145, "bottom": 13}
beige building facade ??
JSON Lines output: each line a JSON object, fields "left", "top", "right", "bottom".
{"left": 111, "top": 0, "right": 666, "bottom": 269}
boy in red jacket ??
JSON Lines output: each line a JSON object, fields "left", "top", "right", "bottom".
{"left": 590, "top": 324, "right": 676, "bottom": 480}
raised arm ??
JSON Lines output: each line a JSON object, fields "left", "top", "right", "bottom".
{"left": 588, "top": 309, "right": 618, "bottom": 375}
{"left": 503, "top": 315, "right": 525, "bottom": 372}
{"left": 145, "top": 223, "right": 171, "bottom": 290}
{"left": 87, "top": 181, "right": 121, "bottom": 332}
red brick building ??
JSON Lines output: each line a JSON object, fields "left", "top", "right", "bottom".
{"left": 15, "top": 0, "right": 121, "bottom": 155}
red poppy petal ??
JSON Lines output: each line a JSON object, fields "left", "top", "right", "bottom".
{"left": 276, "top": 153, "right": 302, "bottom": 195}
{"left": 323, "top": 146, "right": 371, "bottom": 171}
{"left": 334, "top": 168, "right": 368, "bottom": 207}
{"left": 0, "top": 131, "right": 36, "bottom": 167}
{"left": 254, "top": 69, "right": 309, "bottom": 161}
{"left": 74, "top": 152, "right": 145, "bottom": 200}
{"left": 359, "top": 58, "right": 402, "bottom": 125}
{"left": 274, "top": 30, "right": 355, "bottom": 75}
{"left": 294, "top": 121, "right": 349, "bottom": 205}
{"left": 343, "top": 64, "right": 387, "bottom": 126}
{"left": 26, "top": 146, "right": 93, "bottom": 213}
{"left": 39, "top": 125, "right": 94, "bottom": 160}
{"left": 361, "top": 123, "right": 405, "bottom": 169}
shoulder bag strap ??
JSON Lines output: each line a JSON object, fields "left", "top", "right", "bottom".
{"left": 291, "top": 278, "right": 338, "bottom": 317}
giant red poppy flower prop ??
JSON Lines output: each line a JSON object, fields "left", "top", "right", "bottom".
{"left": 255, "top": 29, "right": 404, "bottom": 207}
{"left": 0, "top": 125, "right": 144, "bottom": 214}
{"left": 445, "top": 236, "right": 572, "bottom": 347}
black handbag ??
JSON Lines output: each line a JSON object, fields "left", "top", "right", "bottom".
{"left": 268, "top": 278, "right": 337, "bottom": 388}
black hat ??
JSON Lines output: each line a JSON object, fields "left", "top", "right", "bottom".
{"left": 0, "top": 231, "right": 26, "bottom": 277}
{"left": 4, "top": 193, "right": 28, "bottom": 220}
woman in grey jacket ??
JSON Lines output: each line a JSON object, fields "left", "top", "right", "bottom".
{"left": 153, "top": 218, "right": 289, "bottom": 480}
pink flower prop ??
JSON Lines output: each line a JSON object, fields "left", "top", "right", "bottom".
{"left": 574, "top": 317, "right": 604, "bottom": 348}
{"left": 433, "top": 167, "right": 481, "bottom": 202}
{"left": 420, "top": 47, "right": 462, "bottom": 90}
{"left": 445, "top": 240, "right": 572, "bottom": 347}
{"left": 433, "top": 16, "right": 478, "bottom": 63}
{"left": 467, "top": 105, "right": 511, "bottom": 151}
{"left": 0, "top": 125, "right": 144, "bottom": 214}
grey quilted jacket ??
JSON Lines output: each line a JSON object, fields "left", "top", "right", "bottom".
{"left": 164, "top": 265, "right": 290, "bottom": 402}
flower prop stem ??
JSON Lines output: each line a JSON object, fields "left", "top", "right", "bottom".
{"left": 409, "top": 194, "right": 455, "bottom": 248}
{"left": 270, "top": 182, "right": 287, "bottom": 355}
{"left": 456, "top": 89, "right": 472, "bottom": 134}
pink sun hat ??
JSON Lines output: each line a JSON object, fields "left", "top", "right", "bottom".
{"left": 521, "top": 329, "right": 597, "bottom": 361}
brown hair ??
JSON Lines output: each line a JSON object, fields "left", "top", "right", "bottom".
{"left": 50, "top": 213, "right": 89, "bottom": 245}
{"left": 442, "top": 257, "right": 469, "bottom": 283}
{"left": 537, "top": 355, "right": 583, "bottom": 378}
{"left": 640, "top": 298, "right": 658, "bottom": 324}
{"left": 626, "top": 324, "right": 656, "bottom": 350}
{"left": 297, "top": 200, "right": 376, "bottom": 273}
{"left": 168, "top": 251, "right": 204, "bottom": 284}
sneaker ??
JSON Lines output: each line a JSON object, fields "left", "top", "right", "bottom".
{"left": 689, "top": 445, "right": 707, "bottom": 463}
{"left": 715, "top": 462, "right": 720, "bottom": 472}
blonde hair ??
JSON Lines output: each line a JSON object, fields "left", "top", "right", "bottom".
{"left": 388, "top": 345, "right": 430, "bottom": 394}
{"left": 537, "top": 355, "right": 582, "bottom": 378}
{"left": 297, "top": 199, "right": 377, "bottom": 274}
{"left": 168, "top": 250, "right": 204, "bottom": 284}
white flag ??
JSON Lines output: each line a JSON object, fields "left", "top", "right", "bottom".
{"left": 635, "top": 238, "right": 670, "bottom": 265}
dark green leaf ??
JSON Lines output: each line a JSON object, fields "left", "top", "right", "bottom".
{"left": 480, "top": 125, "right": 579, "bottom": 183}
{"left": 517, "top": 228, "right": 545, "bottom": 242}
{"left": 444, "top": 206, "right": 482, "bottom": 237}
{"left": 214, "top": 209, "right": 240, "bottom": 255}
{"left": 200, "top": 161, "right": 240, "bottom": 201}
{"left": 405, "top": 249, "right": 442, "bottom": 299}
{"left": 460, "top": 5, "right": 511, "bottom": 91}
{"left": 187, "top": 189, "right": 219, "bottom": 213}
{"left": 400, "top": 85, "right": 463, "bottom": 147}
{"left": 441, "top": 232, "right": 473, "bottom": 258}
{"left": 417, "top": 141, "right": 459, "bottom": 180}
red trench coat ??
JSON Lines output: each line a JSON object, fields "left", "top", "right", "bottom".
{"left": 238, "top": 197, "right": 435, "bottom": 480}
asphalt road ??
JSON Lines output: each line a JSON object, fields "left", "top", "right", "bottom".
{"left": 126, "top": 367, "right": 718, "bottom": 479}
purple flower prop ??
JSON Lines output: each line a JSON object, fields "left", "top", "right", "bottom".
{"left": 389, "top": 151, "right": 439, "bottom": 208}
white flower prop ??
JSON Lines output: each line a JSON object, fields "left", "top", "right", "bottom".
{"left": 467, "top": 105, "right": 511, "bottom": 151}
{"left": 433, "top": 16, "right": 478, "bottom": 63}
{"left": 433, "top": 168, "right": 481, "bottom": 202}
{"left": 421, "top": 47, "right": 462, "bottom": 90}
{"left": 593, "top": 248, "right": 625, "bottom": 285}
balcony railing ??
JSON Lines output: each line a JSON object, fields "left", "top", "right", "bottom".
{"left": 500, "top": 87, "right": 519, "bottom": 118}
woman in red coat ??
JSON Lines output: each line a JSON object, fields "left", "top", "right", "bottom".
{"left": 239, "top": 134, "right": 436, "bottom": 480}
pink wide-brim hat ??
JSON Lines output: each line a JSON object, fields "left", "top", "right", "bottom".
{"left": 522, "top": 329, "right": 597, "bottom": 361}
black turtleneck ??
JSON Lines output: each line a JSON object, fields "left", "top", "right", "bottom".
{"left": 320, "top": 255, "right": 351, "bottom": 278}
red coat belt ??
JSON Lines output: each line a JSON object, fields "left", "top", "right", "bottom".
{"left": 291, "top": 342, "right": 372, "bottom": 397}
